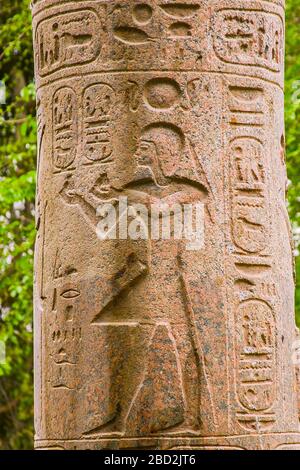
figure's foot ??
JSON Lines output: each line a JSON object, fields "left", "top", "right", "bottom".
{"left": 151, "top": 419, "right": 201, "bottom": 436}
{"left": 82, "top": 414, "right": 124, "bottom": 437}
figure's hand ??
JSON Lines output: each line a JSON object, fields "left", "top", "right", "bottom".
{"left": 125, "top": 189, "right": 155, "bottom": 207}
{"left": 59, "top": 178, "right": 81, "bottom": 205}
{"left": 90, "top": 174, "right": 116, "bottom": 202}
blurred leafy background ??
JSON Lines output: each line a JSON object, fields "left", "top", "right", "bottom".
{"left": 0, "top": 0, "right": 299, "bottom": 450}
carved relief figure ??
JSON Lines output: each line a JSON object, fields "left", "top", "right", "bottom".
{"left": 60, "top": 122, "right": 216, "bottom": 436}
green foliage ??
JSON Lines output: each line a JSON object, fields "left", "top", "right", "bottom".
{"left": 286, "top": 1, "right": 300, "bottom": 325}
{"left": 0, "top": 0, "right": 35, "bottom": 449}
{"left": 0, "top": 0, "right": 299, "bottom": 450}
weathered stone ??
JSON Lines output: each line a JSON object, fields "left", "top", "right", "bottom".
{"left": 32, "top": 0, "right": 300, "bottom": 450}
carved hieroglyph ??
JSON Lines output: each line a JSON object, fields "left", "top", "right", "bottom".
{"left": 32, "top": 0, "right": 300, "bottom": 450}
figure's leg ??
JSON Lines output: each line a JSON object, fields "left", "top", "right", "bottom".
{"left": 171, "top": 323, "right": 201, "bottom": 432}
{"left": 81, "top": 323, "right": 152, "bottom": 436}
{"left": 125, "top": 323, "right": 186, "bottom": 436}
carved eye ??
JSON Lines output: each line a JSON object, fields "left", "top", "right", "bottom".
{"left": 61, "top": 289, "right": 80, "bottom": 299}
{"left": 140, "top": 143, "right": 150, "bottom": 151}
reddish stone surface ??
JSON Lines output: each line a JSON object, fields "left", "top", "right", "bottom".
{"left": 32, "top": 0, "right": 300, "bottom": 450}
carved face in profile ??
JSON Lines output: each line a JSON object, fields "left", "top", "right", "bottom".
{"left": 134, "top": 123, "right": 184, "bottom": 179}
{"left": 134, "top": 139, "right": 156, "bottom": 167}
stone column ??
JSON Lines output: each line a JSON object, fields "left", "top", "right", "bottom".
{"left": 32, "top": 0, "right": 300, "bottom": 450}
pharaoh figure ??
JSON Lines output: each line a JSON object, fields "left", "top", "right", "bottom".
{"left": 60, "top": 123, "right": 215, "bottom": 436}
